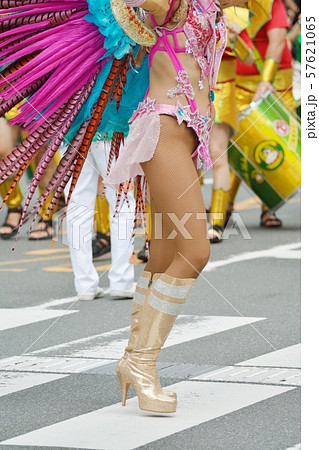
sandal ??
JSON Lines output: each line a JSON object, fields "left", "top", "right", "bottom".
{"left": 208, "top": 224, "right": 223, "bottom": 244}
{"left": 260, "top": 211, "right": 282, "bottom": 228}
{"left": 0, "top": 206, "right": 22, "bottom": 240}
{"left": 92, "top": 232, "right": 111, "bottom": 258}
{"left": 28, "top": 219, "right": 54, "bottom": 240}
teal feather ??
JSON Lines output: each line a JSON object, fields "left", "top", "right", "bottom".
{"left": 85, "top": 0, "right": 134, "bottom": 60}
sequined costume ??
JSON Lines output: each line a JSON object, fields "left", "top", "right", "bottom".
{"left": 107, "top": 0, "right": 226, "bottom": 187}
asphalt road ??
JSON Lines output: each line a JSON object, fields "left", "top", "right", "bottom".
{"left": 0, "top": 178, "right": 301, "bottom": 450}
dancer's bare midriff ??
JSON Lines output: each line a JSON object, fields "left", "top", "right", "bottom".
{"left": 142, "top": 6, "right": 215, "bottom": 120}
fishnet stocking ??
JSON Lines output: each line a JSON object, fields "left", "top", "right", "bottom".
{"left": 141, "top": 115, "right": 210, "bottom": 279}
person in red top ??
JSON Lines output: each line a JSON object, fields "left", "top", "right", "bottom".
{"left": 208, "top": 6, "right": 254, "bottom": 243}
{"left": 228, "top": 0, "right": 296, "bottom": 227}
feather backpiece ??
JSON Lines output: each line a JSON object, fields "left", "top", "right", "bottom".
{"left": 0, "top": 0, "right": 145, "bottom": 236}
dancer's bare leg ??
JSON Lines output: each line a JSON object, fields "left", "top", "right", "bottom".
{"left": 144, "top": 193, "right": 175, "bottom": 274}
{"left": 141, "top": 116, "right": 210, "bottom": 279}
{"left": 117, "top": 116, "right": 210, "bottom": 413}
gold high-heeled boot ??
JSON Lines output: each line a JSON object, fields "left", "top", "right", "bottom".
{"left": 124, "top": 270, "right": 152, "bottom": 355}
{"left": 116, "top": 273, "right": 196, "bottom": 413}
{"left": 118, "top": 270, "right": 176, "bottom": 399}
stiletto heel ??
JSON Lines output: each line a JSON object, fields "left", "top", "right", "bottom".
{"left": 116, "top": 364, "right": 130, "bottom": 406}
{"left": 121, "top": 381, "right": 130, "bottom": 407}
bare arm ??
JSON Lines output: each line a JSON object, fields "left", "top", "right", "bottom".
{"left": 252, "top": 27, "right": 287, "bottom": 101}
{"left": 265, "top": 27, "right": 287, "bottom": 62}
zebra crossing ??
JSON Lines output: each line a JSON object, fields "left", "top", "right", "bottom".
{"left": 0, "top": 314, "right": 265, "bottom": 397}
{"left": 0, "top": 310, "right": 300, "bottom": 449}
{"left": 0, "top": 212, "right": 301, "bottom": 450}
{"left": 0, "top": 382, "right": 295, "bottom": 449}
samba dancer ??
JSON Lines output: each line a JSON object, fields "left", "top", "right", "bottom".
{"left": 208, "top": 6, "right": 254, "bottom": 243}
{"left": 106, "top": 0, "right": 254, "bottom": 413}
{"left": 0, "top": 0, "right": 247, "bottom": 414}
{"left": 228, "top": 0, "right": 296, "bottom": 227}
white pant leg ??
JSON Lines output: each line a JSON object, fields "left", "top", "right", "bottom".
{"left": 93, "top": 140, "right": 135, "bottom": 291}
{"left": 105, "top": 185, "right": 135, "bottom": 290}
{"left": 64, "top": 140, "right": 135, "bottom": 293}
{"left": 64, "top": 145, "right": 101, "bottom": 295}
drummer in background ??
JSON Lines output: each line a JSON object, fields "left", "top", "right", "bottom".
{"left": 228, "top": 0, "right": 296, "bottom": 228}
{"left": 283, "top": 0, "right": 300, "bottom": 27}
{"left": 208, "top": 6, "right": 254, "bottom": 243}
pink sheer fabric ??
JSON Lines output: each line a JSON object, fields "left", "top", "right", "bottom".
{"left": 106, "top": 96, "right": 213, "bottom": 187}
{"left": 106, "top": 108, "right": 161, "bottom": 188}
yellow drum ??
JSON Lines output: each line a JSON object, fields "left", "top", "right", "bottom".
{"left": 228, "top": 91, "right": 301, "bottom": 210}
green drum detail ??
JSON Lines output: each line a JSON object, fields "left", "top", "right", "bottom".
{"left": 228, "top": 91, "right": 301, "bottom": 211}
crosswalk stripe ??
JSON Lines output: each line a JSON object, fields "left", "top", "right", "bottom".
{"left": 29, "top": 315, "right": 265, "bottom": 359}
{"left": 0, "top": 308, "right": 77, "bottom": 331}
{"left": 0, "top": 315, "right": 264, "bottom": 397}
{"left": 238, "top": 344, "right": 301, "bottom": 368}
{"left": 193, "top": 365, "right": 300, "bottom": 386}
{"left": 193, "top": 344, "right": 301, "bottom": 386}
{"left": 0, "top": 356, "right": 117, "bottom": 375}
{"left": 203, "top": 242, "right": 300, "bottom": 272}
{"left": 0, "top": 381, "right": 295, "bottom": 449}
{"left": 33, "top": 289, "right": 110, "bottom": 310}
{"left": 0, "top": 372, "right": 68, "bottom": 397}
